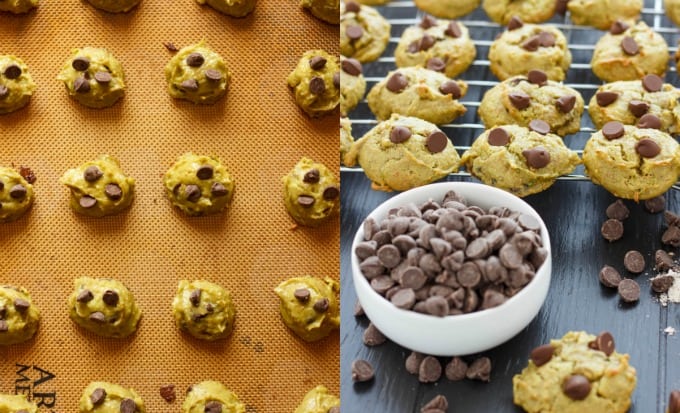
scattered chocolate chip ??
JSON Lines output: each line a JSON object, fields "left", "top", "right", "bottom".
{"left": 642, "top": 74, "right": 663, "bottom": 92}
{"left": 421, "top": 395, "right": 448, "bottom": 412}
{"left": 419, "top": 356, "right": 442, "bottom": 383}
{"left": 9, "top": 184, "right": 26, "bottom": 199}
{"left": 628, "top": 100, "right": 649, "bottom": 117}
{"left": 79, "top": 195, "right": 97, "bottom": 209}
{"left": 204, "top": 401, "right": 221, "bottom": 413}
{"left": 120, "top": 398, "right": 136, "bottom": 413}
{"left": 18, "top": 166, "right": 35, "bottom": 184}
{"left": 406, "top": 351, "right": 424, "bottom": 375}
{"left": 618, "top": 278, "right": 641, "bottom": 302}
{"left": 530, "top": 344, "right": 554, "bottom": 367}
{"left": 390, "top": 126, "right": 412, "bottom": 143}
{"left": 104, "top": 184, "right": 122, "bottom": 200}
{"left": 354, "top": 300, "right": 365, "bottom": 317}
{"left": 595, "top": 331, "right": 615, "bottom": 356}
{"left": 77, "top": 289, "right": 94, "bottom": 303}
{"left": 507, "top": 16, "right": 523, "bottom": 30}
{"left": 426, "top": 131, "right": 448, "bottom": 153}
{"left": 164, "top": 42, "right": 179, "bottom": 52}
{"left": 363, "top": 322, "right": 386, "bottom": 346}
{"left": 656, "top": 249, "right": 674, "bottom": 271}
{"left": 323, "top": 186, "right": 340, "bottom": 200}
{"left": 313, "top": 298, "right": 329, "bottom": 312}
{"left": 426, "top": 57, "right": 446, "bottom": 72}
{"left": 466, "top": 357, "right": 491, "bottom": 382}
{"left": 636, "top": 138, "right": 661, "bottom": 158}
{"left": 624, "top": 250, "right": 645, "bottom": 273}
{"left": 663, "top": 225, "right": 680, "bottom": 247}
{"left": 610, "top": 20, "right": 630, "bottom": 35}
{"left": 386, "top": 72, "right": 408, "bottom": 93}
{"left": 94, "top": 71, "right": 112, "bottom": 84}
{"left": 309, "top": 56, "right": 327, "bottom": 70}
{"left": 309, "top": 76, "right": 326, "bottom": 95}
{"left": 488, "top": 127, "right": 510, "bottom": 146}
{"left": 13, "top": 298, "right": 29, "bottom": 312}
{"left": 653, "top": 275, "right": 675, "bottom": 293}
{"left": 159, "top": 385, "right": 176, "bottom": 403}
{"left": 644, "top": 196, "right": 665, "bottom": 213}
{"left": 668, "top": 390, "right": 680, "bottom": 413}
{"left": 420, "top": 15, "right": 437, "bottom": 29}
{"left": 596, "top": 91, "right": 618, "bottom": 107}
{"left": 89, "top": 311, "right": 106, "bottom": 323}
{"left": 621, "top": 36, "right": 639, "bottom": 55}
{"left": 196, "top": 165, "right": 214, "bottom": 180}
{"left": 189, "top": 289, "right": 201, "bottom": 306}
{"left": 186, "top": 53, "right": 205, "bottom": 67}
{"left": 527, "top": 70, "right": 547, "bottom": 86}
{"left": 521, "top": 36, "right": 540, "bottom": 52}
{"left": 351, "top": 359, "right": 375, "bottom": 382}
{"left": 341, "top": 58, "right": 362, "bottom": 76}
{"left": 445, "top": 21, "right": 462, "bottom": 38}
{"left": 637, "top": 113, "right": 662, "bottom": 129}
{"left": 74, "top": 77, "right": 91, "bottom": 93}
{"left": 3, "top": 64, "right": 21, "bottom": 79}
{"left": 72, "top": 57, "right": 90, "bottom": 71}
{"left": 83, "top": 165, "right": 103, "bottom": 182}
{"left": 562, "top": 374, "right": 591, "bottom": 400}
{"left": 180, "top": 79, "right": 198, "bottom": 92}
{"left": 602, "top": 121, "right": 625, "bottom": 140}
{"left": 599, "top": 265, "right": 622, "bottom": 288}
{"left": 508, "top": 91, "right": 530, "bottom": 110}
{"left": 346, "top": 25, "right": 363, "bottom": 41}
{"left": 205, "top": 69, "right": 223, "bottom": 82}
{"left": 185, "top": 185, "right": 201, "bottom": 202}
{"left": 529, "top": 120, "right": 550, "bottom": 135}
{"left": 90, "top": 388, "right": 107, "bottom": 405}
{"left": 445, "top": 357, "right": 467, "bottom": 381}
{"left": 211, "top": 182, "right": 228, "bottom": 197}
{"left": 556, "top": 95, "right": 576, "bottom": 113}
{"left": 522, "top": 147, "right": 550, "bottom": 168}
{"left": 103, "top": 290, "right": 119, "bottom": 306}
{"left": 0, "top": 85, "right": 8, "bottom": 99}
{"left": 294, "top": 288, "right": 310, "bottom": 302}
{"left": 438, "top": 80, "right": 460, "bottom": 98}
{"left": 601, "top": 219, "right": 624, "bottom": 242}
{"left": 538, "top": 31, "right": 556, "bottom": 47}
{"left": 303, "top": 169, "right": 320, "bottom": 184}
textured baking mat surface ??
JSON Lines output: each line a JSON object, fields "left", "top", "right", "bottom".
{"left": 0, "top": 1, "right": 339, "bottom": 412}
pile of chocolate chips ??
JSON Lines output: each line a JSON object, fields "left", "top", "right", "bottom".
{"left": 355, "top": 190, "right": 547, "bottom": 317}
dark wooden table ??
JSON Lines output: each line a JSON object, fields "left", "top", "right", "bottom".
{"left": 340, "top": 1, "right": 680, "bottom": 411}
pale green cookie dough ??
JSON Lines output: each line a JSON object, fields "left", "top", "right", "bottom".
{"left": 0, "top": 55, "right": 36, "bottom": 114}
{"left": 172, "top": 280, "right": 235, "bottom": 341}
{"left": 488, "top": 21, "right": 571, "bottom": 81}
{"left": 274, "top": 276, "right": 340, "bottom": 342}
{"left": 479, "top": 75, "right": 584, "bottom": 136}
{"left": 163, "top": 153, "right": 235, "bottom": 216}
{"left": 513, "top": 331, "right": 637, "bottom": 413}
{"left": 340, "top": 56, "right": 365, "bottom": 116}
{"left": 301, "top": 0, "right": 339, "bottom": 24}
{"left": 86, "top": 0, "right": 139, "bottom": 13}
{"left": 461, "top": 125, "right": 581, "bottom": 197}
{"left": 165, "top": 42, "right": 231, "bottom": 105}
{"left": 0, "top": 394, "right": 38, "bottom": 413}
{"left": 367, "top": 66, "right": 468, "bottom": 125}
{"left": 414, "top": 0, "right": 479, "bottom": 19}
{"left": 588, "top": 78, "right": 680, "bottom": 134}
{"left": 568, "top": 0, "right": 642, "bottom": 30}
{"left": 282, "top": 157, "right": 340, "bottom": 227}
{"left": 340, "top": 2, "right": 391, "bottom": 63}
{"left": 583, "top": 123, "right": 680, "bottom": 200}
{"left": 60, "top": 155, "right": 135, "bottom": 218}
{"left": 340, "top": 116, "right": 354, "bottom": 166}
{"left": 0, "top": 286, "right": 39, "bottom": 345}
{"left": 482, "top": 0, "right": 556, "bottom": 24}
{"left": 183, "top": 381, "right": 245, "bottom": 413}
{"left": 294, "top": 386, "right": 340, "bottom": 413}
{"left": 197, "top": 0, "right": 255, "bottom": 17}
{"left": 0, "top": 0, "right": 37, "bottom": 13}
{"left": 68, "top": 277, "right": 141, "bottom": 338}
{"left": 57, "top": 47, "right": 125, "bottom": 109}
{"left": 79, "top": 382, "right": 145, "bottom": 413}
{"left": 591, "top": 22, "right": 668, "bottom": 82}
{"left": 667, "top": 0, "right": 680, "bottom": 26}
{"left": 0, "top": 166, "right": 34, "bottom": 223}
{"left": 394, "top": 16, "right": 476, "bottom": 79}
{"left": 344, "top": 114, "right": 460, "bottom": 192}
{"left": 287, "top": 50, "right": 340, "bottom": 118}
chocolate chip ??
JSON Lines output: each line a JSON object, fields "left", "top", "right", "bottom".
{"left": 530, "top": 344, "right": 554, "bottom": 367}
{"left": 426, "top": 131, "right": 448, "bottom": 153}
{"left": 601, "top": 219, "right": 623, "bottom": 242}
{"left": 119, "top": 398, "right": 136, "bottom": 413}
{"left": 313, "top": 298, "right": 329, "bottom": 312}
{"left": 663, "top": 226, "right": 680, "bottom": 247}
{"left": 419, "top": 356, "right": 442, "bottom": 383}
{"left": 346, "top": 25, "right": 363, "bottom": 40}
{"left": 599, "top": 265, "right": 622, "bottom": 288}
{"left": 438, "top": 80, "right": 460, "bottom": 98}
{"left": 596, "top": 91, "right": 618, "bottom": 107}
{"left": 636, "top": 138, "right": 661, "bottom": 158}
{"left": 74, "top": 77, "right": 91, "bottom": 93}
{"left": 522, "top": 147, "right": 550, "bottom": 168}
{"left": 556, "top": 95, "right": 576, "bottom": 113}
{"left": 211, "top": 182, "right": 228, "bottom": 197}
{"left": 0, "top": 320, "right": 7, "bottom": 332}
{"left": 445, "top": 357, "right": 467, "bottom": 381}
{"left": 521, "top": 36, "right": 540, "bottom": 52}
{"left": 390, "top": 126, "right": 412, "bottom": 143}
{"left": 333, "top": 72, "right": 340, "bottom": 89}
{"left": 159, "top": 385, "right": 176, "bottom": 403}
{"left": 309, "top": 56, "right": 327, "bottom": 70}
{"left": 638, "top": 113, "right": 662, "bottom": 129}
{"left": 180, "top": 79, "right": 198, "bottom": 91}
{"left": 624, "top": 250, "right": 645, "bottom": 273}
{"left": 341, "top": 58, "right": 362, "bottom": 76}
{"left": 644, "top": 195, "right": 665, "bottom": 213}
{"left": 309, "top": 76, "right": 326, "bottom": 95}
{"left": 377, "top": 244, "right": 401, "bottom": 268}
{"left": 94, "top": 71, "right": 112, "bottom": 84}
{"left": 445, "top": 21, "right": 462, "bottom": 37}
{"left": 83, "top": 166, "right": 103, "bottom": 182}
{"left": 610, "top": 20, "right": 630, "bottom": 34}
{"left": 18, "top": 167, "right": 36, "bottom": 184}
{"left": 529, "top": 120, "right": 550, "bottom": 135}
{"left": 508, "top": 91, "right": 530, "bottom": 110}
{"left": 302, "top": 169, "right": 320, "bottom": 184}
{"left": 602, "top": 121, "right": 625, "bottom": 140}
{"left": 418, "top": 34, "right": 436, "bottom": 51}
{"left": 656, "top": 249, "right": 674, "bottom": 271}
{"left": 556, "top": 0, "right": 568, "bottom": 14}
{"left": 77, "top": 289, "right": 94, "bottom": 303}
{"left": 621, "top": 36, "right": 639, "bottom": 55}
{"left": 186, "top": 53, "right": 205, "bottom": 67}
{"left": 391, "top": 288, "right": 416, "bottom": 309}
{"left": 3, "top": 64, "right": 21, "bottom": 79}
{"left": 466, "top": 357, "right": 491, "bottom": 382}
{"left": 105, "top": 184, "right": 122, "bottom": 200}
{"left": 0, "top": 85, "right": 8, "bottom": 99}
{"left": 665, "top": 211, "right": 680, "bottom": 227}
{"left": 102, "top": 290, "right": 119, "bottom": 307}
{"left": 291, "top": 288, "right": 310, "bottom": 303}
{"left": 90, "top": 388, "right": 107, "bottom": 405}
{"left": 642, "top": 74, "right": 663, "bottom": 92}
{"left": 562, "top": 375, "right": 591, "bottom": 400}
{"left": 164, "top": 42, "right": 179, "bottom": 52}
{"left": 363, "top": 322, "right": 386, "bottom": 346}
{"left": 424, "top": 295, "right": 449, "bottom": 317}
{"left": 203, "top": 401, "right": 221, "bottom": 413}
{"left": 400, "top": 266, "right": 427, "bottom": 289}
{"left": 488, "top": 127, "right": 510, "bottom": 146}
{"left": 323, "top": 186, "right": 340, "bottom": 200}
{"left": 183, "top": 185, "right": 201, "bottom": 202}
{"left": 507, "top": 16, "right": 523, "bottom": 30}
{"left": 386, "top": 72, "right": 408, "bottom": 93}
{"left": 13, "top": 298, "right": 29, "bottom": 312}
{"left": 344, "top": 0, "right": 360, "bottom": 12}
{"left": 9, "top": 184, "right": 26, "bottom": 199}
{"left": 538, "top": 31, "right": 556, "bottom": 47}
{"left": 89, "top": 311, "right": 106, "bottom": 323}
{"left": 594, "top": 331, "right": 615, "bottom": 356}
{"left": 72, "top": 57, "right": 90, "bottom": 71}
{"left": 196, "top": 165, "right": 214, "bottom": 180}
{"left": 653, "top": 275, "right": 675, "bottom": 293}
{"left": 205, "top": 69, "right": 223, "bottom": 82}
{"left": 189, "top": 289, "right": 201, "bottom": 307}
{"left": 406, "top": 351, "right": 424, "bottom": 374}
{"left": 628, "top": 100, "right": 649, "bottom": 117}
{"left": 421, "top": 395, "right": 448, "bottom": 412}
{"left": 79, "top": 195, "right": 97, "bottom": 209}
{"left": 419, "top": 15, "right": 437, "bottom": 29}
{"left": 527, "top": 70, "right": 547, "bottom": 86}
{"left": 618, "top": 278, "right": 640, "bottom": 302}
{"left": 668, "top": 390, "right": 680, "bottom": 413}
{"left": 354, "top": 300, "right": 365, "bottom": 317}
{"left": 351, "top": 359, "right": 374, "bottom": 382}
{"left": 422, "top": 58, "right": 444, "bottom": 73}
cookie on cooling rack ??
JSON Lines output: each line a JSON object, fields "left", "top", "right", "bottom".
{"left": 340, "top": 116, "right": 354, "bottom": 166}
{"left": 488, "top": 17, "right": 571, "bottom": 82}
{"left": 393, "top": 15, "right": 477, "bottom": 79}
{"left": 482, "top": 0, "right": 557, "bottom": 24}
{"left": 340, "top": 1, "right": 391, "bottom": 63}
{"left": 413, "top": 0, "right": 479, "bottom": 19}
{"left": 354, "top": 0, "right": 390, "bottom": 5}
{"left": 367, "top": 66, "right": 467, "bottom": 125}
{"left": 461, "top": 124, "right": 581, "bottom": 197}
{"left": 567, "top": 0, "right": 642, "bottom": 30}
{"left": 667, "top": 0, "right": 680, "bottom": 26}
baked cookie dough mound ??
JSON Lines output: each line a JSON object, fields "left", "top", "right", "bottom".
{"left": 287, "top": 50, "right": 340, "bottom": 118}
{"left": 165, "top": 42, "right": 231, "bottom": 105}
{"left": 479, "top": 73, "right": 584, "bottom": 136}
{"left": 394, "top": 15, "right": 476, "bottom": 79}
{"left": 488, "top": 19, "right": 571, "bottom": 81}
{"left": 68, "top": 277, "right": 141, "bottom": 338}
{"left": 340, "top": 56, "right": 365, "bottom": 116}
{"left": 197, "top": 0, "right": 255, "bottom": 17}
{"left": 591, "top": 21, "right": 668, "bottom": 82}
{"left": 0, "top": 395, "right": 37, "bottom": 413}
{"left": 0, "top": 166, "right": 34, "bottom": 223}
{"left": 172, "top": 280, "right": 235, "bottom": 341}
{"left": 274, "top": 276, "right": 340, "bottom": 342}
{"left": 482, "top": 0, "right": 556, "bottom": 24}
{"left": 80, "top": 382, "right": 144, "bottom": 413}
{"left": 0, "top": 286, "right": 39, "bottom": 345}
{"left": 183, "top": 381, "right": 245, "bottom": 413}
{"left": 513, "top": 331, "right": 636, "bottom": 413}
{"left": 568, "top": 0, "right": 642, "bottom": 30}
{"left": 60, "top": 155, "right": 135, "bottom": 218}
{"left": 57, "top": 47, "right": 125, "bottom": 109}
{"left": 163, "top": 153, "right": 235, "bottom": 217}
{"left": 86, "top": 0, "right": 139, "bottom": 13}
{"left": 282, "top": 157, "right": 339, "bottom": 227}
{"left": 461, "top": 124, "right": 580, "bottom": 197}
{"left": 294, "top": 386, "right": 340, "bottom": 413}
{"left": 583, "top": 121, "right": 680, "bottom": 200}
{"left": 667, "top": 0, "right": 680, "bottom": 26}
{"left": 367, "top": 67, "right": 467, "bottom": 125}
{"left": 0, "top": 55, "right": 36, "bottom": 114}
{"left": 340, "top": 2, "right": 391, "bottom": 63}
{"left": 588, "top": 75, "right": 680, "bottom": 135}
{"left": 0, "top": 0, "right": 37, "bottom": 13}
{"left": 414, "top": 0, "right": 479, "bottom": 19}
{"left": 340, "top": 117, "right": 354, "bottom": 165}
{"left": 301, "top": 0, "right": 339, "bottom": 24}
{"left": 344, "top": 114, "right": 460, "bottom": 191}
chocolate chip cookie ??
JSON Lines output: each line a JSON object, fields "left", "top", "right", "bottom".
{"left": 79, "top": 382, "right": 145, "bottom": 413}
{"left": 340, "top": 56, "right": 365, "bottom": 116}
{"left": 482, "top": 0, "right": 556, "bottom": 24}
{"left": 0, "top": 55, "right": 36, "bottom": 114}
{"left": 196, "top": 0, "right": 255, "bottom": 17}
{"left": 287, "top": 50, "right": 340, "bottom": 118}
{"left": 340, "top": 116, "right": 354, "bottom": 166}
{"left": 0, "top": 285, "right": 40, "bottom": 345}
{"left": 282, "top": 157, "right": 339, "bottom": 227}
{"left": 0, "top": 165, "right": 34, "bottom": 223}
{"left": 667, "top": 0, "right": 680, "bottom": 26}
{"left": 414, "top": 0, "right": 479, "bottom": 19}
{"left": 340, "top": 1, "right": 391, "bottom": 63}
{"left": 172, "top": 280, "right": 236, "bottom": 341}
{"left": 165, "top": 42, "right": 231, "bottom": 105}
{"left": 294, "top": 386, "right": 340, "bottom": 413}
{"left": 57, "top": 47, "right": 125, "bottom": 109}
{"left": 183, "top": 382, "right": 244, "bottom": 413}
{"left": 568, "top": 0, "right": 642, "bottom": 30}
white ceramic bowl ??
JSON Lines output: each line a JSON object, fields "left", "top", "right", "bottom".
{"left": 351, "top": 182, "right": 552, "bottom": 356}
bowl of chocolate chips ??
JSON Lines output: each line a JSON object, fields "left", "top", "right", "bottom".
{"left": 352, "top": 182, "right": 552, "bottom": 356}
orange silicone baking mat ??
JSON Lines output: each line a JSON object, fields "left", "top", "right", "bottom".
{"left": 0, "top": 0, "right": 339, "bottom": 412}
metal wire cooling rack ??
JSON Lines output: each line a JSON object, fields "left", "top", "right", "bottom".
{"left": 341, "top": 0, "right": 680, "bottom": 190}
